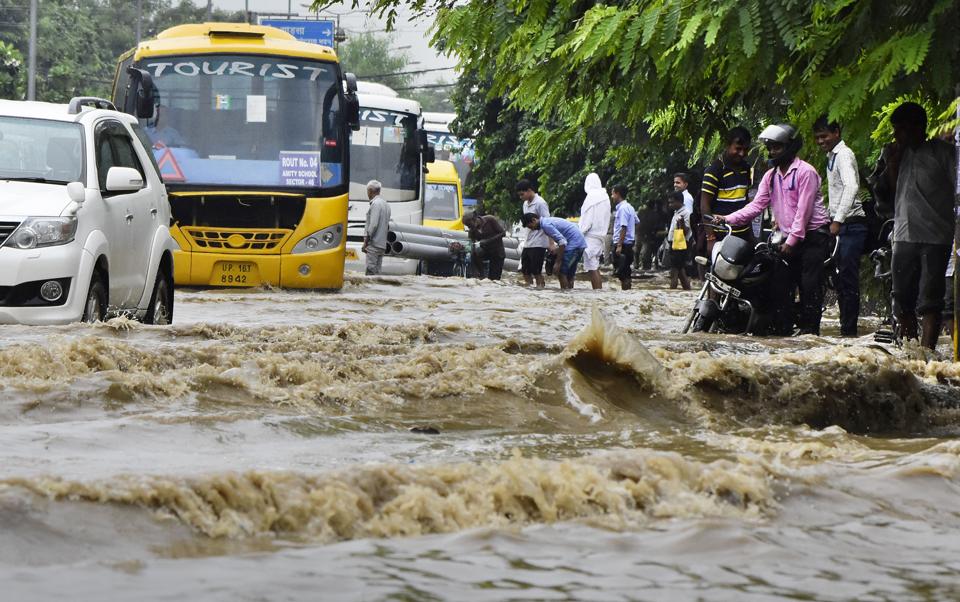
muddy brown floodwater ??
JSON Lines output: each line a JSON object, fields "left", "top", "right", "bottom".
{"left": 2, "top": 272, "right": 960, "bottom": 601}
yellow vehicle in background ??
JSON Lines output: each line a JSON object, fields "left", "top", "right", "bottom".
{"left": 112, "top": 23, "right": 359, "bottom": 289}
{"left": 422, "top": 160, "right": 463, "bottom": 232}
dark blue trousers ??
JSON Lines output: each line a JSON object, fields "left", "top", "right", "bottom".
{"left": 837, "top": 222, "right": 868, "bottom": 336}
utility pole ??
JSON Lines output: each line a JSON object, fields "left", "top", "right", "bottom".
{"left": 206, "top": 0, "right": 212, "bottom": 20}
{"left": 27, "top": 0, "right": 37, "bottom": 100}
{"left": 136, "top": 0, "right": 142, "bottom": 45}
{"left": 954, "top": 84, "right": 960, "bottom": 361}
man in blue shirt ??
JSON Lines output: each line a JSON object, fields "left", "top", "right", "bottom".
{"left": 611, "top": 184, "right": 640, "bottom": 290}
{"left": 522, "top": 213, "right": 585, "bottom": 289}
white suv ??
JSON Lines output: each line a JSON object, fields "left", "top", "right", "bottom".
{"left": 0, "top": 97, "right": 177, "bottom": 324}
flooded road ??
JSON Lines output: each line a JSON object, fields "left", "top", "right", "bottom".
{"left": 2, "top": 273, "right": 960, "bottom": 601}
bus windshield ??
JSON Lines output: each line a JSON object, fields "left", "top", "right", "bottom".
{"left": 424, "top": 182, "right": 459, "bottom": 221}
{"left": 349, "top": 108, "right": 420, "bottom": 202}
{"left": 139, "top": 54, "right": 344, "bottom": 190}
{"left": 427, "top": 130, "right": 474, "bottom": 191}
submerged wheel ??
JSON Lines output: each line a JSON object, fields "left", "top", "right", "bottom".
{"left": 144, "top": 266, "right": 174, "bottom": 325}
{"left": 682, "top": 310, "right": 700, "bottom": 334}
{"left": 81, "top": 271, "right": 108, "bottom": 323}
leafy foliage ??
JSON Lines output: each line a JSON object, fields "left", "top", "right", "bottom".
{"left": 315, "top": 0, "right": 959, "bottom": 158}
{"left": 338, "top": 31, "right": 413, "bottom": 90}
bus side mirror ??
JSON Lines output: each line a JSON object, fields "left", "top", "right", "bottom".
{"left": 419, "top": 130, "right": 435, "bottom": 164}
{"left": 343, "top": 73, "right": 360, "bottom": 131}
{"left": 125, "top": 67, "right": 157, "bottom": 119}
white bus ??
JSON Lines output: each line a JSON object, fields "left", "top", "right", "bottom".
{"left": 345, "top": 86, "right": 429, "bottom": 274}
{"left": 423, "top": 111, "right": 475, "bottom": 193}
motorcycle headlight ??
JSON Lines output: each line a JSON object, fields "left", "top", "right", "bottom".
{"left": 5, "top": 217, "right": 77, "bottom": 249}
{"left": 291, "top": 223, "right": 343, "bottom": 254}
{"left": 713, "top": 256, "right": 741, "bottom": 281}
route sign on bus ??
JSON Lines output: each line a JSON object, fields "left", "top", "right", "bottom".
{"left": 258, "top": 18, "right": 335, "bottom": 47}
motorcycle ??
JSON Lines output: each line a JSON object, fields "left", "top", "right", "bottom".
{"left": 681, "top": 220, "right": 839, "bottom": 335}
{"left": 681, "top": 222, "right": 785, "bottom": 335}
{"left": 868, "top": 219, "right": 898, "bottom": 345}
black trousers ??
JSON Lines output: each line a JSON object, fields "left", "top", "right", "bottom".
{"left": 614, "top": 242, "right": 634, "bottom": 280}
{"left": 472, "top": 246, "right": 504, "bottom": 280}
{"left": 771, "top": 230, "right": 830, "bottom": 335}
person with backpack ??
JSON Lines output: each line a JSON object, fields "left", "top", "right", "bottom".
{"left": 813, "top": 117, "right": 868, "bottom": 337}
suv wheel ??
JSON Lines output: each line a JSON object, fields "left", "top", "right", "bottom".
{"left": 81, "top": 272, "right": 107, "bottom": 323}
{"left": 144, "top": 266, "right": 174, "bottom": 325}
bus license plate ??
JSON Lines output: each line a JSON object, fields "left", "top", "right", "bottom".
{"left": 215, "top": 262, "right": 257, "bottom": 286}
{"left": 345, "top": 248, "right": 358, "bottom": 260}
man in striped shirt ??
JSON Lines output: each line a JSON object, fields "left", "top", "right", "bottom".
{"left": 700, "top": 127, "right": 754, "bottom": 257}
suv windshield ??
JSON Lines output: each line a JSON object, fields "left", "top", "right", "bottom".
{"left": 0, "top": 117, "right": 83, "bottom": 184}
{"left": 349, "top": 108, "right": 420, "bottom": 203}
{"left": 424, "top": 182, "right": 459, "bottom": 221}
{"left": 139, "top": 54, "right": 344, "bottom": 190}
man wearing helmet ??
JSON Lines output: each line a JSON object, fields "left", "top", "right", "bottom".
{"left": 714, "top": 124, "right": 831, "bottom": 335}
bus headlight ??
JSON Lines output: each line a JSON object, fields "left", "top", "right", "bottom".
{"left": 291, "top": 224, "right": 343, "bottom": 254}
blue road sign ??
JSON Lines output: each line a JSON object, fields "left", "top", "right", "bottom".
{"left": 259, "top": 19, "right": 335, "bottom": 47}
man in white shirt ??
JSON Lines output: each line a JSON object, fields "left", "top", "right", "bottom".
{"left": 673, "top": 172, "right": 695, "bottom": 215}
{"left": 362, "top": 180, "right": 391, "bottom": 275}
{"left": 814, "top": 117, "right": 868, "bottom": 336}
{"left": 579, "top": 173, "right": 612, "bottom": 290}
{"left": 517, "top": 179, "right": 550, "bottom": 288}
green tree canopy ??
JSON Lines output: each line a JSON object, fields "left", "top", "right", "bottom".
{"left": 338, "top": 31, "right": 414, "bottom": 90}
{"left": 316, "top": 0, "right": 959, "bottom": 152}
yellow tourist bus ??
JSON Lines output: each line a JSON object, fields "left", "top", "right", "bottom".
{"left": 112, "top": 23, "right": 359, "bottom": 289}
{"left": 422, "top": 160, "right": 463, "bottom": 232}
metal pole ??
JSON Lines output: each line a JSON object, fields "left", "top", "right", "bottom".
{"left": 206, "top": 0, "right": 212, "bottom": 20}
{"left": 27, "top": 0, "right": 37, "bottom": 100}
{"left": 288, "top": 0, "right": 292, "bottom": 17}
{"left": 135, "top": 0, "right": 142, "bottom": 45}
{"left": 953, "top": 85, "right": 960, "bottom": 361}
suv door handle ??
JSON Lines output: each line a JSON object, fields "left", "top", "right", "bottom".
{"left": 150, "top": 208, "right": 158, "bottom": 217}
{"left": 125, "top": 212, "right": 134, "bottom": 222}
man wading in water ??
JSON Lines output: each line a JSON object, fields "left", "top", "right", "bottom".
{"left": 362, "top": 180, "right": 390, "bottom": 275}
{"left": 579, "top": 173, "right": 612, "bottom": 290}
{"left": 522, "top": 213, "right": 586, "bottom": 290}
{"left": 464, "top": 211, "right": 506, "bottom": 280}
{"left": 885, "top": 102, "right": 957, "bottom": 351}
{"left": 517, "top": 179, "right": 550, "bottom": 288}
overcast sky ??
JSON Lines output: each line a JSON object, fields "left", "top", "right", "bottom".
{"left": 189, "top": 1, "right": 457, "bottom": 84}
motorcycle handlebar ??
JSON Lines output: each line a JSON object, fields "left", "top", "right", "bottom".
{"left": 700, "top": 215, "right": 733, "bottom": 236}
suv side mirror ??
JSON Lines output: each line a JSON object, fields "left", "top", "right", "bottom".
{"left": 105, "top": 166, "right": 144, "bottom": 192}
{"left": 124, "top": 67, "right": 157, "bottom": 120}
{"left": 66, "top": 181, "right": 86, "bottom": 205}
{"left": 344, "top": 72, "right": 360, "bottom": 131}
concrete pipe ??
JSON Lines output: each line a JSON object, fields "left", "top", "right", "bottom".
{"left": 389, "top": 231, "right": 461, "bottom": 248}
{"left": 389, "top": 221, "right": 469, "bottom": 241}
{"left": 391, "top": 240, "right": 458, "bottom": 262}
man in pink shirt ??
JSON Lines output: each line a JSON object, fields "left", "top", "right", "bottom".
{"left": 715, "top": 123, "right": 831, "bottom": 335}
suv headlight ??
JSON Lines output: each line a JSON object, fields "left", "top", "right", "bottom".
{"left": 291, "top": 223, "right": 343, "bottom": 254}
{"left": 5, "top": 217, "right": 78, "bottom": 249}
